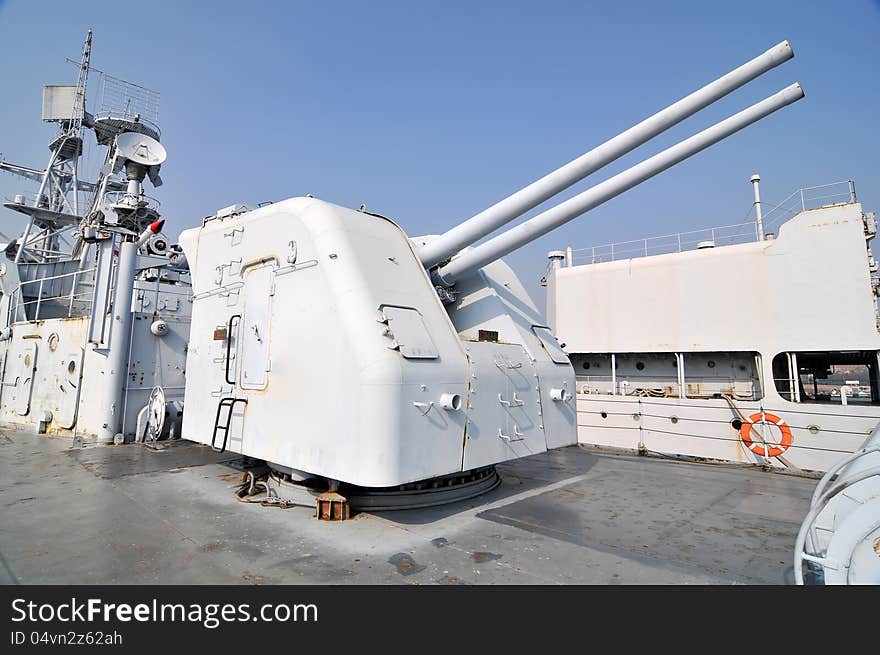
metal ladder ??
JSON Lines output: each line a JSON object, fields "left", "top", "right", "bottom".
{"left": 211, "top": 397, "right": 248, "bottom": 453}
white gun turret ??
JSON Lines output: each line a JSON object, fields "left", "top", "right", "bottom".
{"left": 179, "top": 39, "right": 805, "bottom": 500}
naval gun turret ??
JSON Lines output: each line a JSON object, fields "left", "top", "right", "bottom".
{"left": 180, "top": 40, "right": 804, "bottom": 496}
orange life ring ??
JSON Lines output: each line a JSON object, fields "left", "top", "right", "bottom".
{"left": 740, "top": 412, "right": 792, "bottom": 458}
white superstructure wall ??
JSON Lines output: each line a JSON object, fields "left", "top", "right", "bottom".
{"left": 551, "top": 203, "right": 879, "bottom": 355}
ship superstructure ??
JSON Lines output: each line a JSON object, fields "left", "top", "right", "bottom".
{"left": 546, "top": 178, "right": 880, "bottom": 474}
{"left": 0, "top": 32, "right": 190, "bottom": 444}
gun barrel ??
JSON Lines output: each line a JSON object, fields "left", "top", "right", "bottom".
{"left": 417, "top": 40, "right": 795, "bottom": 269}
{"left": 435, "top": 82, "right": 804, "bottom": 284}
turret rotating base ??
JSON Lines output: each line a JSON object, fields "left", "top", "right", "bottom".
{"left": 263, "top": 465, "right": 501, "bottom": 514}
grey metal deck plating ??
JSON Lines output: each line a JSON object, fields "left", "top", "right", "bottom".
{"left": 0, "top": 429, "right": 815, "bottom": 585}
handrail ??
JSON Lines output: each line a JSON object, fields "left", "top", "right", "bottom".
{"left": 16, "top": 266, "right": 96, "bottom": 286}
{"left": 570, "top": 220, "right": 760, "bottom": 265}
{"left": 567, "top": 180, "right": 858, "bottom": 266}
{"left": 760, "top": 180, "right": 856, "bottom": 231}
{"left": 8, "top": 266, "right": 98, "bottom": 323}
{"left": 570, "top": 219, "right": 759, "bottom": 253}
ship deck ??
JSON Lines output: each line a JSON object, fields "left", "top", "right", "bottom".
{"left": 0, "top": 428, "right": 816, "bottom": 585}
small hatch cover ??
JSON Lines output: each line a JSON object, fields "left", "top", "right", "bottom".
{"left": 382, "top": 306, "right": 438, "bottom": 359}
{"left": 532, "top": 326, "right": 569, "bottom": 364}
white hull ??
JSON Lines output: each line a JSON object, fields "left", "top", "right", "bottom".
{"left": 575, "top": 395, "right": 876, "bottom": 473}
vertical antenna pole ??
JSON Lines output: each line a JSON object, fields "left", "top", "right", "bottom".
{"left": 751, "top": 174, "right": 764, "bottom": 241}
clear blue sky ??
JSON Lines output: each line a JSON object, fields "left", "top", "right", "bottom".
{"left": 1, "top": 0, "right": 878, "bottom": 304}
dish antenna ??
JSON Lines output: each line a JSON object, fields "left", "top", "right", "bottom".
{"left": 115, "top": 132, "right": 166, "bottom": 166}
{"left": 113, "top": 131, "right": 166, "bottom": 187}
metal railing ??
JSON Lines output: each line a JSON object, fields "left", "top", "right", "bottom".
{"left": 8, "top": 267, "right": 97, "bottom": 323}
{"left": 760, "top": 180, "right": 857, "bottom": 232}
{"left": 102, "top": 191, "right": 161, "bottom": 212}
{"left": 571, "top": 221, "right": 761, "bottom": 265}
{"left": 568, "top": 180, "right": 858, "bottom": 266}
{"left": 96, "top": 73, "right": 161, "bottom": 135}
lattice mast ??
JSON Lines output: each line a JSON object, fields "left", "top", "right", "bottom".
{"left": 0, "top": 30, "right": 94, "bottom": 264}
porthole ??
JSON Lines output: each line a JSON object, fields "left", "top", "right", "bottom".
{"left": 632, "top": 413, "right": 641, "bottom": 422}
{"left": 582, "top": 362, "right": 590, "bottom": 370}
{"left": 24, "top": 354, "right": 31, "bottom": 367}
{"left": 68, "top": 360, "right": 76, "bottom": 375}
{"left": 636, "top": 362, "right": 645, "bottom": 371}
{"left": 670, "top": 416, "right": 679, "bottom": 424}
{"left": 47, "top": 333, "right": 59, "bottom": 352}
{"left": 708, "top": 360, "right": 716, "bottom": 368}
{"left": 600, "top": 411, "right": 608, "bottom": 419}
{"left": 807, "top": 425, "right": 820, "bottom": 435}
{"left": 731, "top": 418, "right": 743, "bottom": 431}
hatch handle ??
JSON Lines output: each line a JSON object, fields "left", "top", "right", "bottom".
{"left": 498, "top": 392, "right": 524, "bottom": 407}
{"left": 498, "top": 426, "right": 525, "bottom": 442}
{"left": 225, "top": 314, "right": 241, "bottom": 384}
